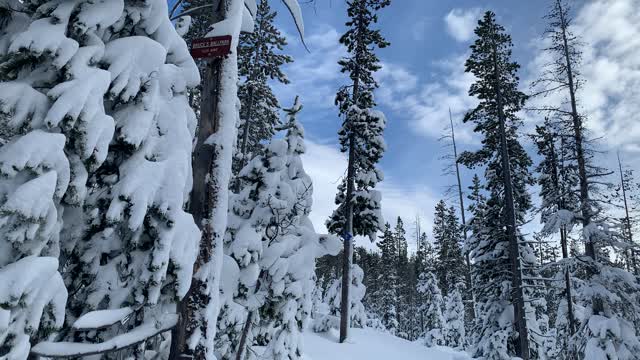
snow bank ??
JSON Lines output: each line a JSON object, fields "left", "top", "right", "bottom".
{"left": 302, "top": 328, "right": 470, "bottom": 360}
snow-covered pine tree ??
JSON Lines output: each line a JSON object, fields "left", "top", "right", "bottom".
{"left": 393, "top": 217, "right": 411, "bottom": 337}
{"left": 433, "top": 201, "right": 466, "bottom": 296}
{"left": 0, "top": 2, "right": 75, "bottom": 357}
{"left": 465, "top": 174, "right": 487, "bottom": 338}
{"left": 534, "top": 1, "right": 640, "bottom": 358}
{"left": 325, "top": 0, "right": 389, "bottom": 342}
{"left": 442, "top": 286, "right": 466, "bottom": 350}
{"left": 612, "top": 153, "right": 640, "bottom": 274}
{"left": 416, "top": 270, "right": 444, "bottom": 347}
{"left": 169, "top": 1, "right": 306, "bottom": 358}
{"left": 460, "top": 11, "right": 539, "bottom": 359}
{"left": 355, "top": 246, "right": 380, "bottom": 314}
{"left": 234, "top": 0, "right": 293, "bottom": 177}
{"left": 373, "top": 223, "right": 399, "bottom": 334}
{"left": 531, "top": 116, "right": 580, "bottom": 356}
{"left": 256, "top": 98, "right": 341, "bottom": 360}
{"left": 325, "top": 265, "right": 367, "bottom": 330}
{"left": 1, "top": 1, "right": 200, "bottom": 358}
{"left": 441, "top": 110, "right": 475, "bottom": 314}
{"left": 218, "top": 97, "right": 341, "bottom": 360}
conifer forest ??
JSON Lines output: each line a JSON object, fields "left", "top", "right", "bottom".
{"left": 1, "top": 0, "right": 640, "bottom": 359}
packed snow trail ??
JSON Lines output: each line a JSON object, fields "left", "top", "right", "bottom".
{"left": 302, "top": 328, "right": 471, "bottom": 360}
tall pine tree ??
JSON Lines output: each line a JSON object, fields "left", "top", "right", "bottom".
{"left": 460, "top": 11, "right": 536, "bottom": 359}
{"left": 433, "top": 201, "right": 466, "bottom": 296}
{"left": 234, "top": 0, "right": 293, "bottom": 177}
{"left": 535, "top": 1, "right": 640, "bottom": 357}
{"left": 373, "top": 223, "right": 399, "bottom": 334}
{"left": 325, "top": 0, "right": 389, "bottom": 342}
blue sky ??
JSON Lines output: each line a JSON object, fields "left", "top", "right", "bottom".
{"left": 174, "top": 0, "right": 640, "bottom": 249}
{"left": 263, "top": 0, "right": 640, "bottom": 249}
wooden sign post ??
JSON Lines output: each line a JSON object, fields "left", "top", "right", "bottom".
{"left": 190, "top": 35, "right": 232, "bottom": 59}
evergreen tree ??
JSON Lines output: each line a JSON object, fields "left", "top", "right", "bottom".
{"left": 612, "top": 153, "right": 640, "bottom": 274}
{"left": 234, "top": 0, "right": 293, "bottom": 176}
{"left": 258, "top": 99, "right": 341, "bottom": 360}
{"left": 442, "top": 286, "right": 466, "bottom": 350}
{"left": 460, "top": 11, "right": 539, "bottom": 359}
{"left": 325, "top": 265, "right": 368, "bottom": 329}
{"left": 416, "top": 271, "right": 444, "bottom": 347}
{"left": 531, "top": 116, "right": 580, "bottom": 354}
{"left": 325, "top": 0, "right": 389, "bottom": 342}
{"left": 465, "top": 175, "right": 487, "bottom": 334}
{"left": 1, "top": 1, "right": 200, "bottom": 358}
{"left": 373, "top": 224, "right": 399, "bottom": 333}
{"left": 535, "top": 1, "right": 640, "bottom": 357}
{"left": 393, "top": 217, "right": 410, "bottom": 337}
{"left": 172, "top": 0, "right": 214, "bottom": 116}
{"left": 169, "top": 1, "right": 306, "bottom": 358}
{"left": 433, "top": 201, "right": 466, "bottom": 296}
{"left": 219, "top": 98, "right": 341, "bottom": 360}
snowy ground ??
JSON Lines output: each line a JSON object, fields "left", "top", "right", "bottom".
{"left": 303, "top": 328, "right": 471, "bottom": 360}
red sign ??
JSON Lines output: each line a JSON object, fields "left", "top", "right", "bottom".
{"left": 191, "top": 35, "right": 232, "bottom": 59}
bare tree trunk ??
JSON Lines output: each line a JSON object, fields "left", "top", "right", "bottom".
{"left": 448, "top": 108, "right": 475, "bottom": 319}
{"left": 556, "top": 0, "right": 602, "bottom": 316}
{"left": 560, "top": 227, "right": 577, "bottom": 335}
{"left": 235, "top": 311, "right": 254, "bottom": 360}
{"left": 556, "top": 0, "right": 594, "bottom": 258}
{"left": 617, "top": 152, "right": 637, "bottom": 274}
{"left": 491, "top": 41, "right": 530, "bottom": 360}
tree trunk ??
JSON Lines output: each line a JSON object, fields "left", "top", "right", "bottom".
{"left": 449, "top": 108, "right": 475, "bottom": 320}
{"left": 340, "top": 131, "right": 356, "bottom": 343}
{"left": 491, "top": 41, "right": 530, "bottom": 360}
{"left": 556, "top": 0, "right": 602, "bottom": 316}
{"left": 235, "top": 311, "right": 254, "bottom": 360}
{"left": 617, "top": 152, "right": 637, "bottom": 274}
{"left": 548, "top": 131, "right": 577, "bottom": 336}
{"left": 170, "top": 1, "right": 235, "bottom": 359}
{"left": 560, "top": 227, "right": 577, "bottom": 335}
{"left": 170, "top": 53, "right": 224, "bottom": 360}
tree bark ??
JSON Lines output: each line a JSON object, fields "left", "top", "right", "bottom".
{"left": 339, "top": 0, "right": 365, "bottom": 342}
{"left": 170, "top": 2, "right": 227, "bottom": 359}
{"left": 491, "top": 41, "right": 530, "bottom": 359}
{"left": 170, "top": 55, "right": 224, "bottom": 360}
{"left": 235, "top": 311, "right": 254, "bottom": 360}
{"left": 449, "top": 108, "right": 475, "bottom": 320}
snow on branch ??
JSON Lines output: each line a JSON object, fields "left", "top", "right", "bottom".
{"left": 72, "top": 307, "right": 135, "bottom": 330}
{"left": 31, "top": 314, "right": 178, "bottom": 358}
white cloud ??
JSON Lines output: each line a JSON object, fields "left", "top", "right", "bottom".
{"left": 274, "top": 25, "right": 347, "bottom": 111}
{"left": 376, "top": 57, "right": 478, "bottom": 144}
{"left": 302, "top": 139, "right": 438, "bottom": 251}
{"left": 526, "top": 0, "right": 640, "bottom": 170}
{"left": 444, "top": 8, "right": 482, "bottom": 42}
